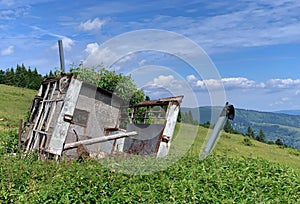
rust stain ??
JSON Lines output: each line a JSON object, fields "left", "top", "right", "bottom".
{"left": 132, "top": 96, "right": 183, "bottom": 107}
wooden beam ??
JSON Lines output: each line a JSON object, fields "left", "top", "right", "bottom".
{"left": 64, "top": 131, "right": 137, "bottom": 150}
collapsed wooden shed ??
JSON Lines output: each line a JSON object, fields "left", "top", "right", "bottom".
{"left": 20, "top": 74, "right": 183, "bottom": 159}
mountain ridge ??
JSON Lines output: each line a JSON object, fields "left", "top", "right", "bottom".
{"left": 181, "top": 106, "right": 300, "bottom": 149}
{"left": 273, "top": 109, "right": 300, "bottom": 115}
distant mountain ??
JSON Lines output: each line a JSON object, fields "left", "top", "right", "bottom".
{"left": 273, "top": 110, "right": 300, "bottom": 116}
{"left": 181, "top": 107, "right": 300, "bottom": 149}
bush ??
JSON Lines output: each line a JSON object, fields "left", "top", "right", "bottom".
{"left": 0, "top": 130, "right": 19, "bottom": 153}
{"left": 243, "top": 137, "right": 253, "bottom": 146}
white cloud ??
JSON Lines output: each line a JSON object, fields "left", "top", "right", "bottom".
{"left": 269, "top": 97, "right": 291, "bottom": 106}
{"left": 187, "top": 75, "right": 300, "bottom": 93}
{"left": 266, "top": 78, "right": 300, "bottom": 89}
{"left": 51, "top": 36, "right": 75, "bottom": 51}
{"left": 78, "top": 18, "right": 106, "bottom": 31}
{"left": 152, "top": 75, "right": 175, "bottom": 88}
{"left": 222, "top": 77, "right": 265, "bottom": 89}
{"left": 186, "top": 74, "right": 198, "bottom": 82}
{"left": 61, "top": 37, "right": 75, "bottom": 51}
{"left": 280, "top": 97, "right": 290, "bottom": 102}
{"left": 187, "top": 75, "right": 265, "bottom": 91}
{"left": 144, "top": 74, "right": 196, "bottom": 98}
{"left": 138, "top": 59, "right": 146, "bottom": 66}
{"left": 1, "top": 45, "right": 14, "bottom": 56}
{"left": 83, "top": 43, "right": 118, "bottom": 67}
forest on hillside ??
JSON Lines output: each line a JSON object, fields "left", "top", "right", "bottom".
{"left": 181, "top": 107, "right": 300, "bottom": 149}
{"left": 0, "top": 64, "right": 44, "bottom": 90}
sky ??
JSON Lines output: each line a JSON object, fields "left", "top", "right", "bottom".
{"left": 1, "top": 0, "right": 300, "bottom": 111}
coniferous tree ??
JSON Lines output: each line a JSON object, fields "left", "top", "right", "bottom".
{"left": 0, "top": 70, "right": 5, "bottom": 84}
{"left": 275, "top": 138, "right": 284, "bottom": 146}
{"left": 5, "top": 68, "right": 15, "bottom": 85}
{"left": 0, "top": 64, "right": 43, "bottom": 90}
{"left": 246, "top": 126, "right": 255, "bottom": 138}
{"left": 256, "top": 128, "right": 266, "bottom": 143}
{"left": 223, "top": 120, "right": 234, "bottom": 133}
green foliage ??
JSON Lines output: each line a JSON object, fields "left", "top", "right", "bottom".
{"left": 246, "top": 126, "right": 255, "bottom": 138}
{"left": 0, "top": 130, "right": 18, "bottom": 154}
{"left": 0, "top": 154, "right": 299, "bottom": 203}
{"left": 0, "top": 64, "right": 43, "bottom": 90}
{"left": 275, "top": 138, "right": 284, "bottom": 146}
{"left": 223, "top": 120, "right": 234, "bottom": 133}
{"left": 70, "top": 66, "right": 146, "bottom": 105}
{"left": 200, "top": 121, "right": 211, "bottom": 128}
{"left": 181, "top": 110, "right": 198, "bottom": 125}
{"left": 256, "top": 128, "right": 266, "bottom": 143}
{"left": 243, "top": 137, "right": 253, "bottom": 146}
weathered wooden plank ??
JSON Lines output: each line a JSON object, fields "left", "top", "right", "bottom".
{"left": 156, "top": 101, "right": 181, "bottom": 158}
{"left": 47, "top": 78, "right": 82, "bottom": 155}
{"left": 64, "top": 131, "right": 137, "bottom": 150}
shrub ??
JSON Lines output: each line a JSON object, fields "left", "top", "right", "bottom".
{"left": 243, "top": 137, "right": 253, "bottom": 146}
{"left": 0, "top": 130, "right": 19, "bottom": 153}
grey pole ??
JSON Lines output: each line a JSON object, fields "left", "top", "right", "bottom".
{"left": 199, "top": 103, "right": 235, "bottom": 160}
{"left": 58, "top": 40, "right": 65, "bottom": 73}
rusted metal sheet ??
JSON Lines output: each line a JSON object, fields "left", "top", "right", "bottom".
{"left": 123, "top": 124, "right": 164, "bottom": 155}
{"left": 132, "top": 96, "right": 183, "bottom": 107}
{"left": 123, "top": 96, "right": 183, "bottom": 157}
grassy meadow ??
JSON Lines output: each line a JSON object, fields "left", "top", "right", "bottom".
{"left": 0, "top": 84, "right": 299, "bottom": 203}
{"left": 0, "top": 84, "right": 36, "bottom": 130}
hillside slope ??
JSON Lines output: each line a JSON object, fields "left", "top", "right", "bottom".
{"left": 182, "top": 106, "right": 300, "bottom": 149}
{"left": 0, "top": 85, "right": 299, "bottom": 203}
{"left": 172, "top": 123, "right": 300, "bottom": 170}
{"left": 0, "top": 84, "right": 36, "bottom": 130}
{"left": 0, "top": 85, "right": 299, "bottom": 170}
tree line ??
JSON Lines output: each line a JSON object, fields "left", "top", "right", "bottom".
{"left": 0, "top": 64, "right": 43, "bottom": 90}
{"left": 224, "top": 120, "right": 288, "bottom": 147}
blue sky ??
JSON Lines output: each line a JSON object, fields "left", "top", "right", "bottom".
{"left": 1, "top": 0, "right": 300, "bottom": 111}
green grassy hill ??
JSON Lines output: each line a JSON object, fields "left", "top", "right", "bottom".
{"left": 0, "top": 84, "right": 36, "bottom": 131}
{"left": 0, "top": 85, "right": 299, "bottom": 203}
{"left": 182, "top": 106, "right": 300, "bottom": 149}
{"left": 181, "top": 124, "right": 300, "bottom": 170}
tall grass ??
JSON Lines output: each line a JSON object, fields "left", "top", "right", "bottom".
{"left": 0, "top": 153, "right": 299, "bottom": 203}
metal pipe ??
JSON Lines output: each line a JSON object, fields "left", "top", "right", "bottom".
{"left": 64, "top": 131, "right": 137, "bottom": 150}
{"left": 199, "top": 115, "right": 227, "bottom": 160}
{"left": 58, "top": 40, "right": 65, "bottom": 73}
{"left": 199, "top": 103, "right": 233, "bottom": 160}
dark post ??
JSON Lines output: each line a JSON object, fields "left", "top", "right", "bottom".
{"left": 18, "top": 119, "right": 23, "bottom": 148}
{"left": 58, "top": 40, "right": 65, "bottom": 73}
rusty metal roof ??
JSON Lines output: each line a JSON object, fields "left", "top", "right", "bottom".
{"left": 131, "top": 95, "right": 184, "bottom": 107}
